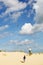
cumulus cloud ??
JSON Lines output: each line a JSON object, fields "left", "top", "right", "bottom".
{"left": 19, "top": 23, "right": 33, "bottom": 34}
{"left": 9, "top": 39, "right": 33, "bottom": 45}
{"left": 33, "top": 0, "right": 43, "bottom": 23}
{"left": 0, "top": 25, "right": 9, "bottom": 31}
{"left": 19, "top": 23, "right": 43, "bottom": 34}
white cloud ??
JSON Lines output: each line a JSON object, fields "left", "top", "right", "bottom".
{"left": 19, "top": 23, "right": 43, "bottom": 34}
{"left": 0, "top": 0, "right": 28, "bottom": 22}
{"left": 0, "top": 25, "right": 9, "bottom": 31}
{"left": 0, "top": 11, "right": 23, "bottom": 22}
{"left": 9, "top": 39, "right": 33, "bottom": 45}
{"left": 0, "top": 0, "right": 34, "bottom": 21}
{"left": 0, "top": 0, "right": 27, "bottom": 13}
{"left": 33, "top": 23, "right": 43, "bottom": 32}
{"left": 19, "top": 23, "right": 33, "bottom": 34}
{"left": 9, "top": 11, "right": 23, "bottom": 22}
{"left": 0, "top": 32, "right": 13, "bottom": 39}
{"left": 33, "top": 0, "right": 43, "bottom": 23}
{"left": 0, "top": 32, "right": 9, "bottom": 39}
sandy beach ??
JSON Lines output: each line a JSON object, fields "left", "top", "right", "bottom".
{"left": 0, "top": 52, "right": 43, "bottom": 65}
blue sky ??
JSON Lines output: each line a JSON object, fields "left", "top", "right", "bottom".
{"left": 0, "top": 0, "right": 43, "bottom": 52}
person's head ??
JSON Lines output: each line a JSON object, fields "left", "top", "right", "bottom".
{"left": 29, "top": 48, "right": 31, "bottom": 51}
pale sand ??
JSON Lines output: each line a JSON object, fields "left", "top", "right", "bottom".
{"left": 0, "top": 52, "right": 43, "bottom": 65}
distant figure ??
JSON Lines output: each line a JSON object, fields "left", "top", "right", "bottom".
{"left": 23, "top": 55, "right": 26, "bottom": 62}
{"left": 29, "top": 48, "right": 32, "bottom": 56}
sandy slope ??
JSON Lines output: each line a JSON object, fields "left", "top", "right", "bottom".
{"left": 0, "top": 52, "right": 43, "bottom": 65}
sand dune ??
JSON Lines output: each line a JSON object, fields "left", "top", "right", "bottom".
{"left": 0, "top": 52, "right": 43, "bottom": 65}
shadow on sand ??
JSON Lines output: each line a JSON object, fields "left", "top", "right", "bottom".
{"left": 20, "top": 60, "right": 25, "bottom": 63}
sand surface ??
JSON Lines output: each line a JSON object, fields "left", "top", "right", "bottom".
{"left": 0, "top": 52, "right": 43, "bottom": 65}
